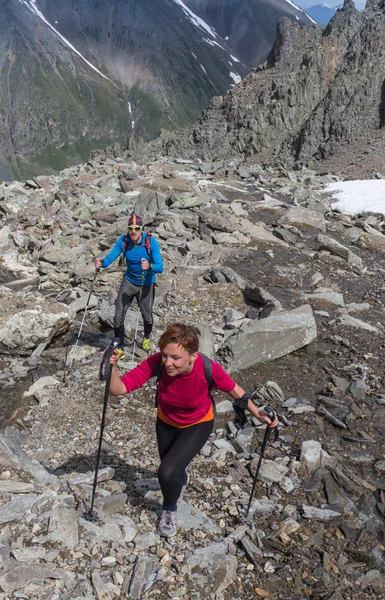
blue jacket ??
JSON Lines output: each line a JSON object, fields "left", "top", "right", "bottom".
{"left": 101, "top": 233, "right": 164, "bottom": 286}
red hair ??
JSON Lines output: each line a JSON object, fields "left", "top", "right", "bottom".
{"left": 158, "top": 323, "right": 200, "bottom": 354}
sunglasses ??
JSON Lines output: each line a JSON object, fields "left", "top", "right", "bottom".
{"left": 128, "top": 226, "right": 142, "bottom": 232}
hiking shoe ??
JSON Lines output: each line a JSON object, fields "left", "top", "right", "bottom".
{"left": 181, "top": 471, "right": 189, "bottom": 499}
{"left": 158, "top": 509, "right": 177, "bottom": 538}
{"left": 142, "top": 337, "right": 151, "bottom": 352}
{"left": 116, "top": 347, "right": 125, "bottom": 360}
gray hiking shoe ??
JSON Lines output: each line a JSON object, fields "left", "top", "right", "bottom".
{"left": 158, "top": 509, "right": 177, "bottom": 537}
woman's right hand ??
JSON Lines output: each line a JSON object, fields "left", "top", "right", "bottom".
{"left": 95, "top": 257, "right": 102, "bottom": 270}
{"left": 110, "top": 349, "right": 120, "bottom": 365}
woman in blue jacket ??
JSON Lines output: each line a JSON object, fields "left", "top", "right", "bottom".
{"left": 95, "top": 212, "right": 164, "bottom": 355}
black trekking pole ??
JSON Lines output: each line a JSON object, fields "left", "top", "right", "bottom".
{"left": 68, "top": 268, "right": 100, "bottom": 371}
{"left": 83, "top": 337, "right": 120, "bottom": 521}
{"left": 245, "top": 407, "right": 278, "bottom": 519}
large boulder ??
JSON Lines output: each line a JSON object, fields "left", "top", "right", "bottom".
{"left": 219, "top": 304, "right": 317, "bottom": 371}
{"left": 0, "top": 293, "right": 72, "bottom": 353}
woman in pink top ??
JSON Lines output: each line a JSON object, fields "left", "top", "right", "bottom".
{"left": 109, "top": 323, "right": 277, "bottom": 538}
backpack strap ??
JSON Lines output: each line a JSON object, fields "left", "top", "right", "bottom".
{"left": 154, "top": 359, "right": 163, "bottom": 408}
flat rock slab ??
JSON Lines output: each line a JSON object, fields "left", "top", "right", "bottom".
{"left": 279, "top": 207, "right": 326, "bottom": 231}
{"left": 305, "top": 291, "right": 345, "bottom": 306}
{"left": 92, "top": 570, "right": 113, "bottom": 600}
{"left": 302, "top": 505, "right": 342, "bottom": 521}
{"left": 48, "top": 508, "right": 79, "bottom": 548}
{"left": 0, "top": 494, "right": 38, "bottom": 524}
{"left": 12, "top": 547, "right": 47, "bottom": 562}
{"left": 0, "top": 560, "right": 68, "bottom": 593}
{"left": 133, "top": 531, "right": 158, "bottom": 552}
{"left": 80, "top": 518, "right": 126, "bottom": 546}
{"left": 0, "top": 431, "right": 57, "bottom": 484}
{"left": 128, "top": 555, "right": 153, "bottom": 600}
{"left": 69, "top": 467, "right": 115, "bottom": 486}
{"left": 317, "top": 234, "right": 363, "bottom": 268}
{"left": 182, "top": 541, "right": 237, "bottom": 596}
{"left": 0, "top": 481, "right": 34, "bottom": 493}
{"left": 178, "top": 499, "right": 221, "bottom": 534}
{"left": 338, "top": 314, "right": 379, "bottom": 333}
{"left": 251, "top": 458, "right": 289, "bottom": 483}
{"left": 220, "top": 305, "right": 317, "bottom": 371}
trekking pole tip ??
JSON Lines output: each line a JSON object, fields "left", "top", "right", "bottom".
{"left": 82, "top": 509, "right": 98, "bottom": 522}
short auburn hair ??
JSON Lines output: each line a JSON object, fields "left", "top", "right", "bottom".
{"left": 158, "top": 323, "right": 201, "bottom": 354}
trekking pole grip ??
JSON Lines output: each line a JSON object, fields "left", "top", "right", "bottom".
{"left": 262, "top": 406, "right": 276, "bottom": 426}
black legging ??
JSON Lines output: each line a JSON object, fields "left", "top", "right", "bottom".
{"left": 156, "top": 417, "right": 214, "bottom": 510}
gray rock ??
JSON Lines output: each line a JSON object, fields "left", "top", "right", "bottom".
{"left": 69, "top": 293, "right": 98, "bottom": 314}
{"left": 92, "top": 570, "right": 113, "bottom": 600}
{"left": 348, "top": 378, "right": 367, "bottom": 400}
{"left": 0, "top": 495, "right": 38, "bottom": 524}
{"left": 233, "top": 427, "right": 255, "bottom": 454}
{"left": 0, "top": 429, "right": 57, "bottom": 484}
{"left": 48, "top": 508, "right": 79, "bottom": 548}
{"left": 0, "top": 299, "right": 72, "bottom": 352}
{"left": 338, "top": 314, "right": 379, "bottom": 333}
{"left": 11, "top": 548, "right": 47, "bottom": 562}
{"left": 316, "top": 406, "right": 347, "bottom": 429}
{"left": 300, "top": 440, "right": 322, "bottom": 473}
{"left": 129, "top": 555, "right": 153, "bottom": 600}
{"left": 323, "top": 471, "right": 349, "bottom": 507}
{"left": 317, "top": 234, "right": 363, "bottom": 269}
{"left": 0, "top": 560, "right": 68, "bottom": 593}
{"left": 182, "top": 542, "right": 237, "bottom": 596}
{"left": 69, "top": 467, "right": 115, "bottom": 485}
{"left": 213, "top": 439, "right": 237, "bottom": 455}
{"left": 219, "top": 304, "right": 317, "bottom": 371}
{"left": 253, "top": 381, "right": 285, "bottom": 404}
{"left": 134, "top": 531, "right": 158, "bottom": 552}
{"left": 243, "top": 285, "right": 283, "bottom": 317}
{"left": 178, "top": 500, "right": 221, "bottom": 534}
{"left": 23, "top": 376, "right": 61, "bottom": 399}
{"left": 79, "top": 518, "right": 126, "bottom": 545}
{"left": 0, "top": 481, "right": 34, "bottom": 493}
{"left": 94, "top": 493, "right": 127, "bottom": 516}
{"left": 302, "top": 505, "right": 342, "bottom": 521}
{"left": 305, "top": 290, "right": 345, "bottom": 306}
{"left": 279, "top": 207, "right": 326, "bottom": 232}
{"left": 250, "top": 458, "right": 289, "bottom": 483}
{"left": 196, "top": 322, "right": 215, "bottom": 359}
{"left": 355, "top": 569, "right": 381, "bottom": 588}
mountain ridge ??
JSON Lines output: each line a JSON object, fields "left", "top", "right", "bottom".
{"left": 1, "top": 0, "right": 314, "bottom": 179}
{"left": 129, "top": 0, "right": 385, "bottom": 171}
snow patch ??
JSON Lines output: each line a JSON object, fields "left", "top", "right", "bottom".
{"left": 229, "top": 72, "right": 241, "bottom": 84}
{"left": 326, "top": 180, "right": 385, "bottom": 217}
{"left": 284, "top": 0, "right": 317, "bottom": 24}
{"left": 230, "top": 54, "right": 240, "bottom": 63}
{"left": 173, "top": 0, "right": 217, "bottom": 37}
{"left": 18, "top": 0, "right": 110, "bottom": 81}
{"left": 203, "top": 38, "right": 224, "bottom": 49}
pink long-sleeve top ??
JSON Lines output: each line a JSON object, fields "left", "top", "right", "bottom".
{"left": 120, "top": 352, "right": 236, "bottom": 427}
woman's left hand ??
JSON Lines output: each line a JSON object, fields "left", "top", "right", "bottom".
{"left": 257, "top": 411, "right": 279, "bottom": 428}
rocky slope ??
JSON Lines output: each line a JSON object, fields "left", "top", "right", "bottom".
{"left": 135, "top": 0, "right": 385, "bottom": 170}
{"left": 1, "top": 0, "right": 316, "bottom": 180}
{"left": 0, "top": 149, "right": 385, "bottom": 598}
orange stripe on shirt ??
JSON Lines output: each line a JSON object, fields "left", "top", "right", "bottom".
{"left": 157, "top": 404, "right": 214, "bottom": 428}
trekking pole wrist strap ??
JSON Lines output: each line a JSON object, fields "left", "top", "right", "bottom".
{"left": 233, "top": 394, "right": 250, "bottom": 409}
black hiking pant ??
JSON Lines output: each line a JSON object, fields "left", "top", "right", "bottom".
{"left": 114, "top": 278, "right": 155, "bottom": 347}
{"left": 156, "top": 417, "right": 214, "bottom": 511}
